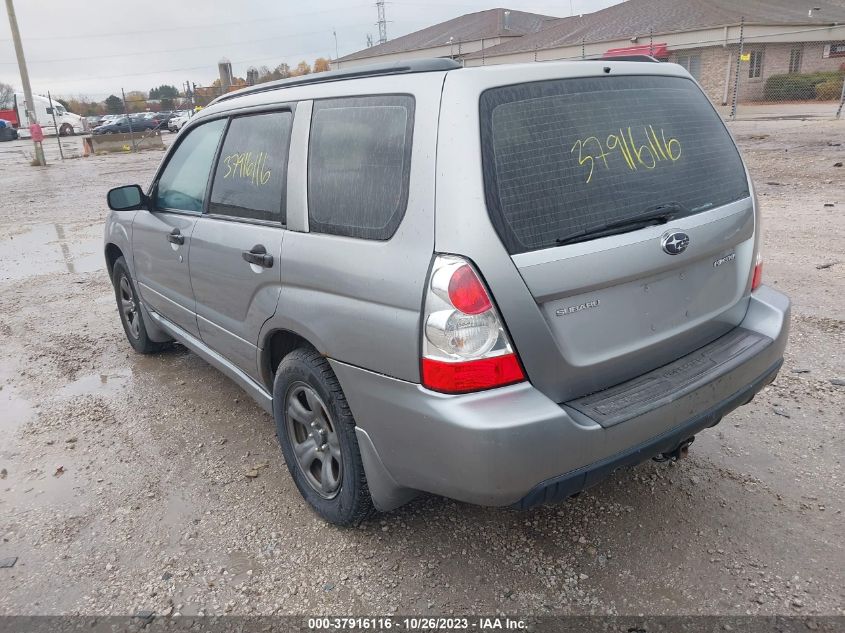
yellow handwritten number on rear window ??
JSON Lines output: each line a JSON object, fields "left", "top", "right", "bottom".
{"left": 571, "top": 125, "right": 681, "bottom": 184}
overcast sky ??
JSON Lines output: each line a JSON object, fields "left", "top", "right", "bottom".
{"left": 1, "top": 0, "right": 621, "bottom": 100}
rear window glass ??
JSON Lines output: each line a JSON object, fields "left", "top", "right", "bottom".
{"left": 480, "top": 75, "right": 750, "bottom": 254}
{"left": 308, "top": 95, "right": 414, "bottom": 240}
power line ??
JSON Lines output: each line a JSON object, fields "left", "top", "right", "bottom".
{"left": 0, "top": 24, "right": 371, "bottom": 65}
{"left": 0, "top": 5, "right": 370, "bottom": 42}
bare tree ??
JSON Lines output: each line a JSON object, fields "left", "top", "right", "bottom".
{"left": 0, "top": 81, "right": 14, "bottom": 108}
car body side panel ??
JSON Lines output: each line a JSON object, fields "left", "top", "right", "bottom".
{"left": 190, "top": 219, "right": 285, "bottom": 381}
{"left": 131, "top": 210, "right": 200, "bottom": 338}
{"left": 103, "top": 210, "right": 134, "bottom": 273}
{"left": 263, "top": 73, "right": 446, "bottom": 382}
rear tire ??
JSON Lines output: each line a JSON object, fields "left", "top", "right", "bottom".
{"left": 273, "top": 347, "right": 375, "bottom": 526}
{"left": 111, "top": 256, "right": 169, "bottom": 354}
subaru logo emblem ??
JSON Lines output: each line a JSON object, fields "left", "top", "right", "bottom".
{"left": 661, "top": 231, "right": 690, "bottom": 255}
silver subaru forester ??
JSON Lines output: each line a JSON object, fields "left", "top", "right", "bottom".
{"left": 104, "top": 58, "right": 790, "bottom": 525}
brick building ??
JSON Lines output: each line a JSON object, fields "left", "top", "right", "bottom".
{"left": 335, "top": 0, "right": 845, "bottom": 107}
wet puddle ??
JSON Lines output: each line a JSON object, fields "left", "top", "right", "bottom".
{"left": 0, "top": 222, "right": 102, "bottom": 281}
{"left": 58, "top": 368, "right": 131, "bottom": 398}
{"left": 0, "top": 383, "right": 33, "bottom": 437}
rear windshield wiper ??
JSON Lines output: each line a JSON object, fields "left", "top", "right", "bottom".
{"left": 555, "top": 202, "right": 687, "bottom": 247}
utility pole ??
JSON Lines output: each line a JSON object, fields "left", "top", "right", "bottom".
{"left": 47, "top": 91, "right": 63, "bottom": 160}
{"left": 121, "top": 88, "right": 136, "bottom": 152}
{"left": 333, "top": 29, "right": 339, "bottom": 61}
{"left": 376, "top": 0, "right": 387, "bottom": 45}
{"left": 4, "top": 0, "right": 45, "bottom": 166}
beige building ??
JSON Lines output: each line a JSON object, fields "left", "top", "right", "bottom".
{"left": 336, "top": 0, "right": 845, "bottom": 106}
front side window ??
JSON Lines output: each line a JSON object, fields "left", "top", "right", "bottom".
{"left": 308, "top": 95, "right": 414, "bottom": 240}
{"left": 480, "top": 75, "right": 750, "bottom": 254}
{"left": 209, "top": 111, "right": 293, "bottom": 223}
{"left": 749, "top": 50, "right": 764, "bottom": 78}
{"left": 154, "top": 119, "right": 226, "bottom": 212}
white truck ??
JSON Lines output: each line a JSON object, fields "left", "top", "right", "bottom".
{"left": 0, "top": 93, "right": 85, "bottom": 138}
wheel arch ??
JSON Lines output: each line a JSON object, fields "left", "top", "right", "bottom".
{"left": 260, "top": 328, "right": 319, "bottom": 391}
{"left": 104, "top": 242, "right": 123, "bottom": 278}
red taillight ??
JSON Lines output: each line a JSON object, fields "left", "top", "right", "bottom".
{"left": 447, "top": 264, "right": 492, "bottom": 315}
{"left": 751, "top": 254, "right": 763, "bottom": 291}
{"left": 421, "top": 255, "right": 526, "bottom": 394}
{"left": 421, "top": 354, "right": 525, "bottom": 394}
{"left": 751, "top": 263, "right": 763, "bottom": 291}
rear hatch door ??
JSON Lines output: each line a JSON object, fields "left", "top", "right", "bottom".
{"left": 472, "top": 72, "right": 756, "bottom": 401}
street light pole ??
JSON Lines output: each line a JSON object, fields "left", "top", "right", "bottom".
{"left": 4, "top": 0, "right": 45, "bottom": 166}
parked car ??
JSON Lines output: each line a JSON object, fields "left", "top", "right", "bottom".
{"left": 93, "top": 116, "right": 157, "bottom": 134}
{"left": 147, "top": 112, "right": 173, "bottom": 128}
{"left": 103, "top": 59, "right": 789, "bottom": 526}
{"left": 0, "top": 118, "right": 17, "bottom": 141}
{"left": 97, "top": 114, "right": 118, "bottom": 126}
{"left": 85, "top": 115, "right": 101, "bottom": 129}
{"left": 167, "top": 110, "right": 191, "bottom": 132}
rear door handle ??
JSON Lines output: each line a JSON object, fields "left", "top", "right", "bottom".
{"left": 167, "top": 228, "right": 184, "bottom": 245}
{"left": 242, "top": 244, "right": 274, "bottom": 268}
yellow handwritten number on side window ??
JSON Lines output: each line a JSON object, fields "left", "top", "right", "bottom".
{"left": 222, "top": 151, "right": 272, "bottom": 186}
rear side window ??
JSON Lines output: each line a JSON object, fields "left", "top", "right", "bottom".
{"left": 308, "top": 95, "right": 414, "bottom": 240}
{"left": 480, "top": 75, "right": 750, "bottom": 254}
{"left": 209, "top": 111, "right": 293, "bottom": 223}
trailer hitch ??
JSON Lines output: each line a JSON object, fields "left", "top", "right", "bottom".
{"left": 653, "top": 436, "right": 695, "bottom": 463}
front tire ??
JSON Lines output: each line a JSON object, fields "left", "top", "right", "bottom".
{"left": 60, "top": 123, "right": 74, "bottom": 136}
{"left": 111, "top": 256, "right": 168, "bottom": 354}
{"left": 273, "top": 347, "right": 375, "bottom": 526}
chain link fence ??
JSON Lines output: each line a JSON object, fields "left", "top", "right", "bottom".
{"left": 498, "top": 18, "right": 845, "bottom": 122}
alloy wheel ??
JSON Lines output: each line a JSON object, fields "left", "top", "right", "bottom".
{"left": 285, "top": 382, "right": 342, "bottom": 498}
{"left": 119, "top": 275, "right": 140, "bottom": 339}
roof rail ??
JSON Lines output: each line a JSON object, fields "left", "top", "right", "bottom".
{"left": 596, "top": 55, "right": 660, "bottom": 63}
{"left": 211, "top": 58, "right": 462, "bottom": 105}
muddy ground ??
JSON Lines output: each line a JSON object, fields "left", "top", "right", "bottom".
{"left": 0, "top": 120, "right": 843, "bottom": 616}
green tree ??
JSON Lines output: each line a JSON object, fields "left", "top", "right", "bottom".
{"left": 104, "top": 94, "right": 123, "bottom": 114}
{"left": 149, "top": 84, "right": 179, "bottom": 100}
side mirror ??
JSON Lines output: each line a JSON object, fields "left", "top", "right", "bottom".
{"left": 107, "top": 184, "right": 146, "bottom": 211}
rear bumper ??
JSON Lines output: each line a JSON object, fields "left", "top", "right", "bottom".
{"left": 516, "top": 357, "right": 782, "bottom": 508}
{"left": 331, "top": 286, "right": 789, "bottom": 510}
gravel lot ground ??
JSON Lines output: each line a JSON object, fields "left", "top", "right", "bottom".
{"left": 0, "top": 120, "right": 842, "bottom": 617}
